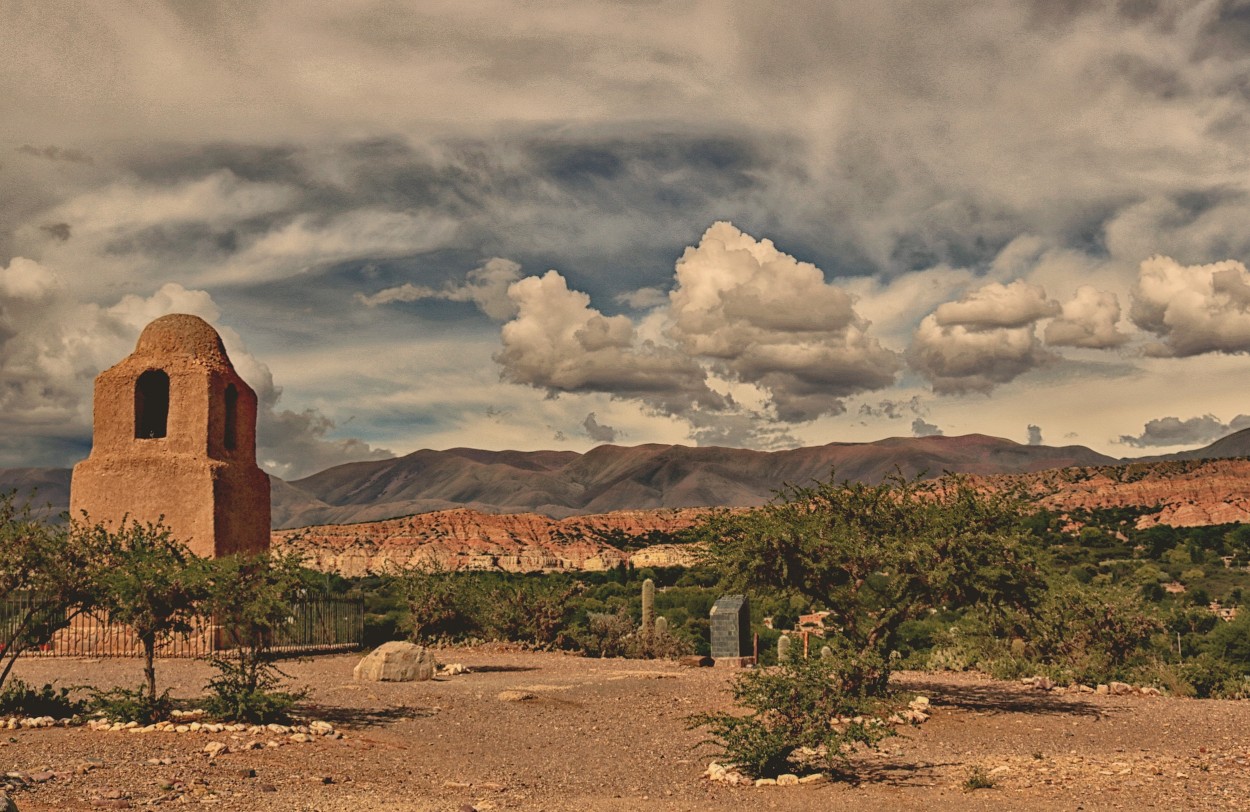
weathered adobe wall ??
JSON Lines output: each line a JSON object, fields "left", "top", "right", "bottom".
{"left": 70, "top": 314, "right": 269, "bottom": 558}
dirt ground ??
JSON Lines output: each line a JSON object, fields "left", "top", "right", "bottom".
{"left": 0, "top": 647, "right": 1249, "bottom": 811}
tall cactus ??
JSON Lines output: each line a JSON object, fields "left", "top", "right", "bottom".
{"left": 777, "top": 634, "right": 792, "bottom": 662}
{"left": 641, "top": 578, "right": 655, "bottom": 633}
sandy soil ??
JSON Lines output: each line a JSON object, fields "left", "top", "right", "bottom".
{"left": 0, "top": 647, "right": 1248, "bottom": 811}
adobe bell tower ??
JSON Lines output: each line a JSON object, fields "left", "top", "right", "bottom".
{"left": 70, "top": 313, "right": 270, "bottom": 557}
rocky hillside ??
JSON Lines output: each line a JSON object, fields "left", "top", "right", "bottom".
{"left": 272, "top": 508, "right": 706, "bottom": 576}
{"left": 276, "top": 457, "right": 1250, "bottom": 576}
{"left": 1007, "top": 457, "right": 1250, "bottom": 528}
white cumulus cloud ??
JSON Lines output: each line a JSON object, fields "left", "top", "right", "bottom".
{"left": 908, "top": 280, "right": 1057, "bottom": 394}
{"left": 496, "top": 270, "right": 726, "bottom": 416}
{"left": 666, "top": 221, "right": 900, "bottom": 421}
{"left": 1130, "top": 256, "right": 1250, "bottom": 357}
{"left": 1044, "top": 286, "right": 1128, "bottom": 349}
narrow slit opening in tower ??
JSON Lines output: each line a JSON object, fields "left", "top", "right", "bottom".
{"left": 224, "top": 384, "right": 238, "bottom": 450}
{"left": 135, "top": 370, "right": 169, "bottom": 439}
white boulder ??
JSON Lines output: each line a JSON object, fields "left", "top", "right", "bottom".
{"left": 353, "top": 641, "right": 438, "bottom": 682}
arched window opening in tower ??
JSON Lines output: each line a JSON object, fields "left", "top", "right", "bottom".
{"left": 135, "top": 370, "right": 170, "bottom": 439}
{"left": 224, "top": 384, "right": 238, "bottom": 451}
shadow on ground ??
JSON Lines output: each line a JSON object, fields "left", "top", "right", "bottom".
{"left": 854, "top": 757, "right": 961, "bottom": 788}
{"left": 901, "top": 677, "right": 1105, "bottom": 719}
{"left": 301, "top": 703, "right": 437, "bottom": 728}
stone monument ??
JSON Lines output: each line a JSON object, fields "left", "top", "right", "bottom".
{"left": 70, "top": 314, "right": 270, "bottom": 557}
{"left": 709, "top": 594, "right": 753, "bottom": 667}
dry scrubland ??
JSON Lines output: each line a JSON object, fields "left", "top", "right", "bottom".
{"left": 0, "top": 648, "right": 1248, "bottom": 811}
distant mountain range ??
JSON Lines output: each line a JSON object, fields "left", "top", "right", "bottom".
{"left": 270, "top": 434, "right": 1116, "bottom": 527}
{"left": 7, "top": 428, "right": 1250, "bottom": 529}
{"left": 0, "top": 431, "right": 1138, "bottom": 527}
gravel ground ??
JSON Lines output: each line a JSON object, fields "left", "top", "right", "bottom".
{"left": 0, "top": 647, "right": 1248, "bottom": 811}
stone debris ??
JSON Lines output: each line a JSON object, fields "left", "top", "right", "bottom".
{"left": 705, "top": 762, "right": 751, "bottom": 786}
{"left": 1020, "top": 676, "right": 1162, "bottom": 696}
{"left": 439, "top": 662, "right": 471, "bottom": 676}
{"left": 496, "top": 690, "right": 536, "bottom": 702}
{"left": 80, "top": 714, "right": 341, "bottom": 743}
{"left": 1, "top": 716, "right": 68, "bottom": 729}
{"left": 707, "top": 762, "right": 825, "bottom": 788}
{"left": 202, "top": 741, "right": 228, "bottom": 758}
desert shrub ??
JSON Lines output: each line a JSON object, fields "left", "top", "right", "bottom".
{"left": 1174, "top": 653, "right": 1250, "bottom": 699}
{"left": 478, "top": 578, "right": 583, "bottom": 648}
{"left": 202, "top": 655, "right": 304, "bottom": 723}
{"left": 576, "top": 607, "right": 694, "bottom": 659}
{"left": 963, "top": 580, "right": 1163, "bottom": 684}
{"left": 963, "top": 765, "right": 996, "bottom": 791}
{"left": 364, "top": 610, "right": 404, "bottom": 646}
{"left": 632, "top": 624, "right": 695, "bottom": 659}
{"left": 90, "top": 685, "right": 172, "bottom": 724}
{"left": 579, "top": 608, "right": 637, "bottom": 657}
{"left": 691, "top": 653, "right": 896, "bottom": 779}
{"left": 398, "top": 563, "right": 483, "bottom": 642}
{"left": 200, "top": 552, "right": 307, "bottom": 723}
{"left": 1204, "top": 608, "right": 1250, "bottom": 666}
{"left": 0, "top": 679, "right": 85, "bottom": 718}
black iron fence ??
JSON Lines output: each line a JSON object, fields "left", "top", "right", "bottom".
{"left": 0, "top": 595, "right": 363, "bottom": 659}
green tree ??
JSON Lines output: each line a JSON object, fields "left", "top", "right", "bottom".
{"left": 0, "top": 497, "right": 112, "bottom": 690}
{"left": 699, "top": 473, "right": 1044, "bottom": 692}
{"left": 200, "top": 552, "right": 307, "bottom": 722}
{"left": 94, "top": 519, "right": 205, "bottom": 709}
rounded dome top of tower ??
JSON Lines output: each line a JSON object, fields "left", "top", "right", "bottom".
{"left": 135, "top": 314, "right": 229, "bottom": 361}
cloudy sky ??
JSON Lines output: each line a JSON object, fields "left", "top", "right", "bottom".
{"left": 5, "top": 1, "right": 1250, "bottom": 479}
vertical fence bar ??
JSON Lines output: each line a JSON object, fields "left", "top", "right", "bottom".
{"left": 10, "top": 594, "right": 362, "bottom": 658}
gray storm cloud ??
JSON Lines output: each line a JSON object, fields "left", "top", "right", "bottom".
{"left": 858, "top": 396, "right": 925, "bottom": 420}
{"left": 357, "top": 258, "right": 523, "bottom": 321}
{"left": 581, "top": 413, "right": 618, "bottom": 444}
{"left": 912, "top": 418, "right": 942, "bottom": 438}
{"left": 1118, "top": 414, "right": 1250, "bottom": 449}
{"left": 8, "top": 2, "right": 1250, "bottom": 461}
